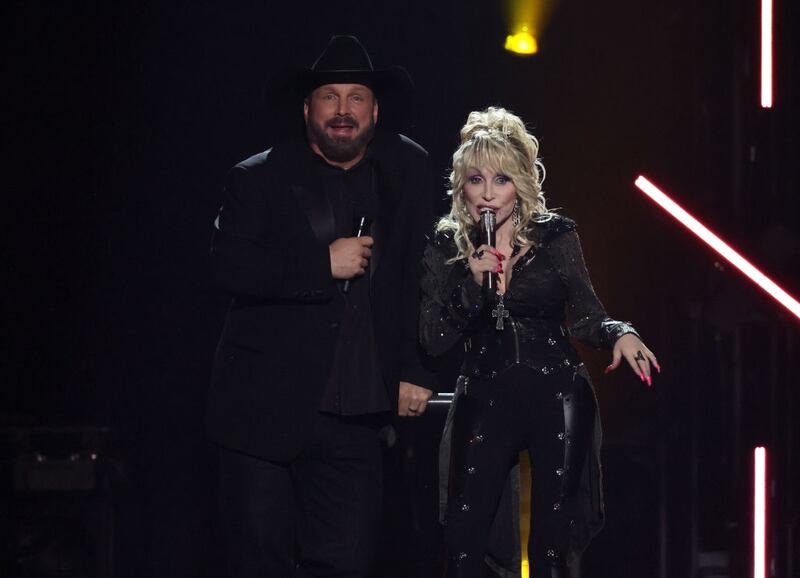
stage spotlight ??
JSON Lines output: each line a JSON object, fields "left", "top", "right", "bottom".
{"left": 761, "top": 0, "right": 773, "bottom": 108}
{"left": 505, "top": 27, "right": 538, "bottom": 55}
{"left": 635, "top": 176, "right": 800, "bottom": 320}
{"left": 753, "top": 447, "right": 767, "bottom": 578}
{"left": 504, "top": 0, "right": 559, "bottom": 56}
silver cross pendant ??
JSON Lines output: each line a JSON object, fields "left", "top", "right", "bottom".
{"left": 491, "top": 294, "right": 509, "bottom": 330}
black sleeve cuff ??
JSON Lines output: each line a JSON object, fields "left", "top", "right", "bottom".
{"left": 599, "top": 320, "right": 640, "bottom": 349}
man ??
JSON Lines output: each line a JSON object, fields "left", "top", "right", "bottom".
{"left": 207, "top": 36, "right": 435, "bottom": 577}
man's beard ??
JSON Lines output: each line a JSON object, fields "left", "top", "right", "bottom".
{"left": 307, "top": 115, "right": 375, "bottom": 164}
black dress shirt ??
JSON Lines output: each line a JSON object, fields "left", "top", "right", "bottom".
{"left": 315, "top": 152, "right": 391, "bottom": 415}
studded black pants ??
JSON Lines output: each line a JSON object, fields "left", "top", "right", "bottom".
{"left": 444, "top": 365, "right": 597, "bottom": 578}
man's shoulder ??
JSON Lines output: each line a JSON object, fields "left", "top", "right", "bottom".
{"left": 232, "top": 138, "right": 308, "bottom": 175}
{"left": 235, "top": 149, "right": 273, "bottom": 171}
{"left": 397, "top": 134, "right": 429, "bottom": 157}
{"left": 372, "top": 130, "right": 429, "bottom": 160}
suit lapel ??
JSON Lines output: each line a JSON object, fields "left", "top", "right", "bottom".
{"left": 287, "top": 134, "right": 401, "bottom": 281}
{"left": 291, "top": 181, "right": 335, "bottom": 247}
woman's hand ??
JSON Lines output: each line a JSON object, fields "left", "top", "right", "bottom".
{"left": 605, "top": 333, "right": 660, "bottom": 386}
{"left": 467, "top": 244, "right": 504, "bottom": 286}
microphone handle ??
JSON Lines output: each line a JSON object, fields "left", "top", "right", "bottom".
{"left": 342, "top": 217, "right": 369, "bottom": 294}
{"left": 484, "top": 228, "right": 496, "bottom": 292}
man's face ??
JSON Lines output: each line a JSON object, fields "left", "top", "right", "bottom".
{"left": 304, "top": 83, "right": 378, "bottom": 169}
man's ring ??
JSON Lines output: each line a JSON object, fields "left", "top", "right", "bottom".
{"left": 471, "top": 250, "right": 484, "bottom": 260}
{"left": 634, "top": 351, "right": 646, "bottom": 362}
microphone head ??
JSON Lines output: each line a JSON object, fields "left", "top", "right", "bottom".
{"left": 479, "top": 207, "right": 496, "bottom": 233}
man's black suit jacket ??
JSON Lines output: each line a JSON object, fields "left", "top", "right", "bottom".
{"left": 207, "top": 131, "right": 436, "bottom": 461}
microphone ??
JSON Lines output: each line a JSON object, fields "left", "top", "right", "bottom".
{"left": 342, "top": 215, "right": 373, "bottom": 294}
{"left": 343, "top": 182, "right": 378, "bottom": 294}
{"left": 480, "top": 208, "right": 497, "bottom": 292}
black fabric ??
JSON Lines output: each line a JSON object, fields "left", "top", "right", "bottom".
{"left": 218, "top": 413, "right": 384, "bottom": 578}
{"left": 420, "top": 214, "right": 639, "bottom": 365}
{"left": 316, "top": 158, "right": 389, "bottom": 415}
{"left": 421, "top": 214, "right": 636, "bottom": 569}
{"left": 444, "top": 368, "right": 597, "bottom": 578}
{"left": 207, "top": 130, "right": 435, "bottom": 462}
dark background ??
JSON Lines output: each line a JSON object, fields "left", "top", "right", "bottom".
{"left": 3, "top": 0, "right": 798, "bottom": 577}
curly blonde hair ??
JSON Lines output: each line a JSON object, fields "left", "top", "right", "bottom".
{"left": 437, "top": 107, "right": 548, "bottom": 262}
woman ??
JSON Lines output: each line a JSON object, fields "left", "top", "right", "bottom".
{"left": 419, "top": 107, "right": 659, "bottom": 578}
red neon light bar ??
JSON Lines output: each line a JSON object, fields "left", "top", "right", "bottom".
{"left": 761, "top": 0, "right": 773, "bottom": 108}
{"left": 754, "top": 447, "right": 766, "bottom": 578}
{"left": 635, "top": 176, "right": 800, "bottom": 320}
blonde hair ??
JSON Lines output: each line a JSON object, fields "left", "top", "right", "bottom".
{"left": 437, "top": 107, "right": 548, "bottom": 262}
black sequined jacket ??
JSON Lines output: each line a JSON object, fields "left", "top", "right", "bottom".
{"left": 419, "top": 213, "right": 638, "bottom": 378}
{"left": 421, "top": 213, "right": 639, "bottom": 565}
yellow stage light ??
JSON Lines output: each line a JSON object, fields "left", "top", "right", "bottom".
{"left": 519, "top": 451, "right": 532, "bottom": 576}
{"left": 505, "top": 0, "right": 560, "bottom": 56}
{"left": 505, "top": 28, "right": 539, "bottom": 55}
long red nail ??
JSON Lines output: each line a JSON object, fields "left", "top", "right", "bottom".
{"left": 655, "top": 364, "right": 662, "bottom": 374}
{"left": 646, "top": 376, "right": 652, "bottom": 386}
{"left": 604, "top": 366, "right": 612, "bottom": 374}
{"left": 639, "top": 373, "right": 645, "bottom": 382}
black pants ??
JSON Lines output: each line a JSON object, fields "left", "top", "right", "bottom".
{"left": 445, "top": 366, "right": 597, "bottom": 578}
{"left": 218, "top": 412, "right": 384, "bottom": 578}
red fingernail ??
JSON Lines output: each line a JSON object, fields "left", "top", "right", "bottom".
{"left": 655, "top": 364, "right": 662, "bottom": 374}
{"left": 646, "top": 376, "right": 652, "bottom": 386}
{"left": 639, "top": 373, "right": 645, "bottom": 382}
{"left": 604, "top": 366, "right": 612, "bottom": 374}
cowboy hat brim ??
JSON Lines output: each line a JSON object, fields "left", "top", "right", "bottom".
{"left": 261, "top": 36, "right": 416, "bottom": 135}
{"left": 296, "top": 64, "right": 414, "bottom": 101}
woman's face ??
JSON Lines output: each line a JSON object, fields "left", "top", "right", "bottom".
{"left": 462, "top": 165, "right": 517, "bottom": 228}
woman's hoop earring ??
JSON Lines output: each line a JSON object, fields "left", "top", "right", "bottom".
{"left": 512, "top": 200, "right": 521, "bottom": 226}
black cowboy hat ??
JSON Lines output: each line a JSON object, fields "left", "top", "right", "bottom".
{"left": 296, "top": 35, "right": 414, "bottom": 100}
{"left": 263, "top": 35, "right": 415, "bottom": 135}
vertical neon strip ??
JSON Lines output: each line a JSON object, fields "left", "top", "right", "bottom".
{"left": 754, "top": 447, "right": 766, "bottom": 578}
{"left": 761, "top": 0, "right": 773, "bottom": 108}
{"left": 634, "top": 176, "right": 800, "bottom": 320}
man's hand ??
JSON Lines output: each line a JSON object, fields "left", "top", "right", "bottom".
{"left": 397, "top": 381, "right": 433, "bottom": 417}
{"left": 330, "top": 236, "right": 374, "bottom": 280}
